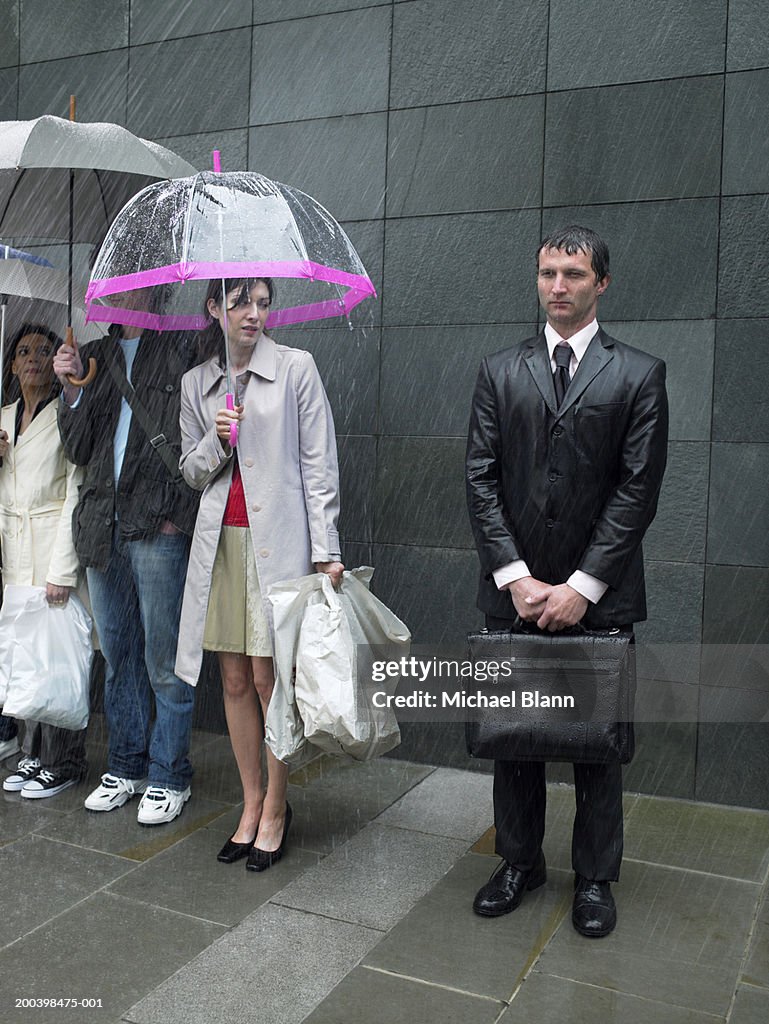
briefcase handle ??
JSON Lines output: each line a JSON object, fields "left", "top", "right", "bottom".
{"left": 484, "top": 616, "right": 623, "bottom": 638}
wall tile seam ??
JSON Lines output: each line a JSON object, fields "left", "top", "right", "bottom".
{"left": 251, "top": 2, "right": 394, "bottom": 30}
{"left": 377, "top": 319, "right": 718, "bottom": 328}
{"left": 247, "top": 110, "right": 390, "bottom": 130}
{"left": 14, "top": 47, "right": 130, "bottom": 70}
{"left": 380, "top": 197, "right": 724, "bottom": 222}
{"left": 542, "top": 70, "right": 732, "bottom": 96}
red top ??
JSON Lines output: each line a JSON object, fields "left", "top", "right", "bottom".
{"left": 223, "top": 457, "right": 249, "bottom": 527}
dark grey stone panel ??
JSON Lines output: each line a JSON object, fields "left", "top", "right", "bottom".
{"left": 545, "top": 78, "right": 722, "bottom": 206}
{"left": 342, "top": 541, "right": 373, "bottom": 570}
{"left": 256, "top": 0, "right": 385, "bottom": 19}
{"left": 374, "top": 436, "right": 473, "bottom": 549}
{"left": 707, "top": 443, "right": 769, "bottom": 567}
{"left": 154, "top": 129, "right": 246, "bottom": 172}
{"left": 542, "top": 200, "right": 719, "bottom": 320}
{"left": 386, "top": 721, "right": 490, "bottom": 774}
{"left": 390, "top": 0, "right": 547, "bottom": 107}
{"left": 602, "top": 321, "right": 715, "bottom": 443}
{"left": 249, "top": 7, "right": 390, "bottom": 124}
{"left": 127, "top": 32, "right": 250, "bottom": 139}
{"left": 380, "top": 323, "right": 536, "bottom": 437}
{"left": 548, "top": 0, "right": 726, "bottom": 89}
{"left": 383, "top": 209, "right": 541, "bottom": 326}
{"left": 18, "top": 50, "right": 128, "bottom": 123}
{"left": 370, "top": 542, "right": 482, "bottom": 644}
{"left": 338, "top": 434, "right": 376, "bottom": 545}
{"left": 635, "top": 561, "right": 704, "bottom": 644}
{"left": 644, "top": 442, "right": 709, "bottom": 564}
{"left": 719, "top": 195, "right": 769, "bottom": 318}
{"left": 337, "top": 219, "right": 383, "bottom": 328}
{"left": 696, "top": 724, "right": 769, "bottom": 809}
{"left": 703, "top": 566, "right": 769, "bottom": 644}
{"left": 624, "top": 721, "right": 697, "bottom": 800}
{"left": 713, "top": 319, "right": 769, "bottom": 443}
{"left": 387, "top": 95, "right": 544, "bottom": 217}
{"left": 272, "top": 326, "right": 379, "bottom": 435}
{"left": 130, "top": 0, "right": 251, "bottom": 44}
{"left": 0, "top": 67, "right": 17, "bottom": 118}
{"left": 249, "top": 113, "right": 387, "bottom": 221}
{"left": 20, "top": 0, "right": 128, "bottom": 63}
{"left": 727, "top": 0, "right": 769, "bottom": 71}
{"left": 723, "top": 71, "right": 769, "bottom": 195}
{"left": 0, "top": 1, "right": 19, "bottom": 68}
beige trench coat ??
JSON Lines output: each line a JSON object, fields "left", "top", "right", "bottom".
{"left": 174, "top": 336, "right": 341, "bottom": 685}
{"left": 0, "top": 400, "right": 83, "bottom": 588}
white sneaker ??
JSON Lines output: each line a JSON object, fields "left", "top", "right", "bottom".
{"left": 3, "top": 757, "right": 41, "bottom": 791}
{"left": 84, "top": 773, "right": 148, "bottom": 812}
{"left": 0, "top": 737, "right": 21, "bottom": 761}
{"left": 137, "top": 785, "right": 191, "bottom": 825}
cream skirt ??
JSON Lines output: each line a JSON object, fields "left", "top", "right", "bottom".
{"left": 202, "top": 526, "right": 273, "bottom": 657}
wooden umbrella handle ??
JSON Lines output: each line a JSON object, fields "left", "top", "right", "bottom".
{"left": 64, "top": 326, "right": 97, "bottom": 387}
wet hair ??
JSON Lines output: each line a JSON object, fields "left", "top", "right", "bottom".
{"left": 536, "top": 225, "right": 610, "bottom": 282}
{"left": 3, "top": 322, "right": 63, "bottom": 405}
{"left": 197, "top": 277, "right": 275, "bottom": 365}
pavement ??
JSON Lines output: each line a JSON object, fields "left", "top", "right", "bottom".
{"left": 1, "top": 716, "right": 768, "bottom": 1024}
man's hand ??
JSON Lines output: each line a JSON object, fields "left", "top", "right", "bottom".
{"left": 52, "top": 343, "right": 84, "bottom": 406}
{"left": 505, "top": 576, "right": 551, "bottom": 621}
{"left": 536, "top": 583, "right": 588, "bottom": 632}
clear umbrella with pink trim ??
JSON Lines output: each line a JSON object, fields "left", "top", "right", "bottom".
{"left": 84, "top": 164, "right": 376, "bottom": 445}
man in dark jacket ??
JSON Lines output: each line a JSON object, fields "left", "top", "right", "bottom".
{"left": 466, "top": 226, "right": 668, "bottom": 936}
{"left": 54, "top": 309, "right": 199, "bottom": 825}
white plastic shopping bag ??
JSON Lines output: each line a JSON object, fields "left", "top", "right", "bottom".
{"left": 266, "top": 567, "right": 410, "bottom": 762}
{"left": 1, "top": 585, "right": 93, "bottom": 730}
{"left": 0, "top": 585, "right": 39, "bottom": 705}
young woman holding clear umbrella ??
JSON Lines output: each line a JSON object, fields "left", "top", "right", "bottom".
{"left": 175, "top": 277, "right": 343, "bottom": 870}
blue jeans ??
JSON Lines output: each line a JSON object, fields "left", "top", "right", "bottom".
{"left": 87, "top": 531, "right": 194, "bottom": 790}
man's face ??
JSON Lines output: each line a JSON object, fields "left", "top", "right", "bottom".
{"left": 537, "top": 246, "right": 609, "bottom": 336}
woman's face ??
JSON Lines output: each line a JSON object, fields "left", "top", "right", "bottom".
{"left": 207, "top": 280, "right": 271, "bottom": 352}
{"left": 11, "top": 332, "right": 56, "bottom": 390}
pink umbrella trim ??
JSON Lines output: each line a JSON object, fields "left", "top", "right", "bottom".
{"left": 85, "top": 259, "right": 376, "bottom": 330}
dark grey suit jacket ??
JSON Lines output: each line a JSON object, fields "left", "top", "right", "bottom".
{"left": 466, "top": 328, "right": 668, "bottom": 628}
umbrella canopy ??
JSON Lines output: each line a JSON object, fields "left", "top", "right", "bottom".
{"left": 1, "top": 244, "right": 52, "bottom": 266}
{"left": 0, "top": 260, "right": 102, "bottom": 343}
{"left": 85, "top": 170, "right": 376, "bottom": 332}
{"left": 0, "top": 116, "right": 196, "bottom": 244}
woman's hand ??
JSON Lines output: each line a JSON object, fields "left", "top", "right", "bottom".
{"left": 0, "top": 429, "right": 9, "bottom": 459}
{"left": 215, "top": 404, "right": 243, "bottom": 447}
{"left": 46, "top": 583, "right": 72, "bottom": 606}
{"left": 315, "top": 560, "right": 345, "bottom": 588}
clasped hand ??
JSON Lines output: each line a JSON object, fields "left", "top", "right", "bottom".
{"left": 215, "top": 404, "right": 243, "bottom": 445}
{"left": 506, "top": 577, "right": 588, "bottom": 632}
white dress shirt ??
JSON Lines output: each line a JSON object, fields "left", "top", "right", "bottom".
{"left": 492, "top": 319, "right": 609, "bottom": 605}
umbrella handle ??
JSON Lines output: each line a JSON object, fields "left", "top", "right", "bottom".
{"left": 63, "top": 327, "right": 97, "bottom": 387}
{"left": 67, "top": 358, "right": 97, "bottom": 387}
{"left": 226, "top": 392, "right": 238, "bottom": 448}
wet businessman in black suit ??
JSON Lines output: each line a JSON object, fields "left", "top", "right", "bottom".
{"left": 465, "top": 225, "right": 668, "bottom": 936}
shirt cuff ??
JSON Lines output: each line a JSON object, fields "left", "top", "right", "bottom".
{"left": 60, "top": 390, "right": 83, "bottom": 410}
{"left": 493, "top": 560, "right": 531, "bottom": 590}
{"left": 567, "top": 570, "right": 608, "bottom": 604}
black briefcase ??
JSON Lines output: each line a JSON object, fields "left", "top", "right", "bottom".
{"left": 465, "top": 624, "right": 636, "bottom": 764}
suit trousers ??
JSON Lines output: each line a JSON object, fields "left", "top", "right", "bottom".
{"left": 486, "top": 614, "right": 624, "bottom": 881}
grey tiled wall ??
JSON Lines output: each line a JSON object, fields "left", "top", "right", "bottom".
{"left": 2, "top": 0, "right": 767, "bottom": 809}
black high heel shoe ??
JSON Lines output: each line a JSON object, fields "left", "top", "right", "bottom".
{"left": 217, "top": 833, "right": 256, "bottom": 864}
{"left": 246, "top": 803, "right": 292, "bottom": 872}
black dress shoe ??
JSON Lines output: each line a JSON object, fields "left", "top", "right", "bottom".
{"left": 217, "top": 834, "right": 256, "bottom": 863}
{"left": 572, "top": 875, "right": 616, "bottom": 937}
{"left": 246, "top": 803, "right": 292, "bottom": 873}
{"left": 472, "top": 851, "right": 547, "bottom": 917}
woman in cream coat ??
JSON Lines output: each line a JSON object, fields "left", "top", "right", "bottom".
{"left": 176, "top": 278, "right": 343, "bottom": 870}
{"left": 0, "top": 323, "right": 86, "bottom": 798}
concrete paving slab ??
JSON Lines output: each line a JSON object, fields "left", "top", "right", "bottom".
{"left": 0, "top": 834, "right": 135, "bottom": 948}
{"left": 0, "top": 892, "right": 225, "bottom": 1024}
{"left": 272, "top": 822, "right": 468, "bottom": 931}
{"left": 730, "top": 984, "right": 769, "bottom": 1024}
{"left": 742, "top": 918, "right": 769, "bottom": 988}
{"left": 499, "top": 972, "right": 724, "bottom": 1023}
{"left": 0, "top": 793, "right": 68, "bottom": 846}
{"left": 123, "top": 904, "right": 381, "bottom": 1024}
{"left": 303, "top": 965, "right": 503, "bottom": 1024}
{"left": 106, "top": 826, "right": 321, "bottom": 926}
{"left": 364, "top": 853, "right": 571, "bottom": 1001}
{"left": 623, "top": 793, "right": 769, "bottom": 879}
{"left": 375, "top": 767, "right": 493, "bottom": 841}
